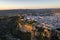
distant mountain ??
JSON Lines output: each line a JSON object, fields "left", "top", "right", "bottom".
{"left": 0, "top": 8, "right": 60, "bottom": 16}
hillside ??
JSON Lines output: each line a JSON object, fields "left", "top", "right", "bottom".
{"left": 0, "top": 16, "right": 60, "bottom": 40}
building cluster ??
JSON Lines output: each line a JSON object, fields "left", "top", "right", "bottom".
{"left": 16, "top": 14, "right": 60, "bottom": 40}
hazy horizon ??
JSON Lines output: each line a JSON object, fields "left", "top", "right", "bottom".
{"left": 0, "top": 0, "right": 60, "bottom": 10}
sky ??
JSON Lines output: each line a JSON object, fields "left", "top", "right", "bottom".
{"left": 0, "top": 0, "right": 60, "bottom": 10}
